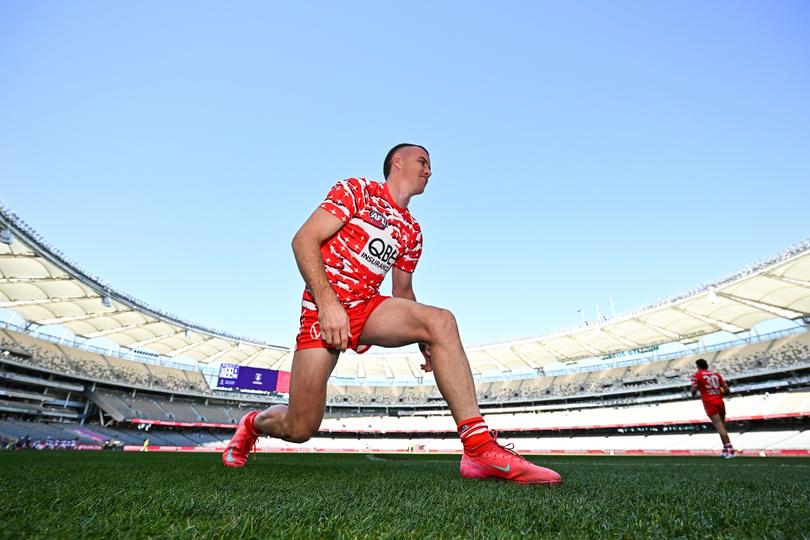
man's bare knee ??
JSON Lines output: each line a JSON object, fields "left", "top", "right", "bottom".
{"left": 428, "top": 308, "right": 459, "bottom": 341}
{"left": 283, "top": 424, "right": 317, "bottom": 444}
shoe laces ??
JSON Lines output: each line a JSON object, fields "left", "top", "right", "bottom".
{"left": 486, "top": 430, "right": 525, "bottom": 463}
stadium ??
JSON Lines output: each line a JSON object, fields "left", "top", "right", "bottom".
{"left": 2, "top": 202, "right": 810, "bottom": 536}
{"left": 3, "top": 3, "right": 810, "bottom": 535}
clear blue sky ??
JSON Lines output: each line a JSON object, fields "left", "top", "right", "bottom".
{"left": 1, "top": 1, "right": 808, "bottom": 349}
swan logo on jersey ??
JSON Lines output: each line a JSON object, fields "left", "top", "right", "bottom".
{"left": 367, "top": 210, "right": 388, "bottom": 230}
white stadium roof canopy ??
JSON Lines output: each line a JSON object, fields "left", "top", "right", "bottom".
{"left": 2, "top": 204, "right": 809, "bottom": 380}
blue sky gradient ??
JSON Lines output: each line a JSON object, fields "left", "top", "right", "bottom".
{"left": 2, "top": 1, "right": 808, "bottom": 348}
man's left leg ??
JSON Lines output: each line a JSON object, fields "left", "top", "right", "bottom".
{"left": 359, "top": 297, "right": 561, "bottom": 484}
{"left": 222, "top": 348, "right": 338, "bottom": 467}
{"left": 710, "top": 407, "right": 735, "bottom": 458}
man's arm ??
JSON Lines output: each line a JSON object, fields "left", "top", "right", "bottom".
{"left": 292, "top": 208, "right": 350, "bottom": 351}
{"left": 690, "top": 384, "right": 698, "bottom": 398}
{"left": 392, "top": 266, "right": 416, "bottom": 301}
{"left": 392, "top": 267, "right": 432, "bottom": 372}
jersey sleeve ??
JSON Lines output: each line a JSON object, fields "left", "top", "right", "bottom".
{"left": 319, "top": 178, "right": 368, "bottom": 224}
{"left": 394, "top": 222, "right": 422, "bottom": 273}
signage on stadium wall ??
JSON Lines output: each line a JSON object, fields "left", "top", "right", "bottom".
{"left": 131, "top": 418, "right": 236, "bottom": 429}
{"left": 601, "top": 344, "right": 659, "bottom": 361}
{"left": 216, "top": 363, "right": 291, "bottom": 393}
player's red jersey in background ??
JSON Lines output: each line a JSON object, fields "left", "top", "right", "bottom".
{"left": 691, "top": 369, "right": 726, "bottom": 404}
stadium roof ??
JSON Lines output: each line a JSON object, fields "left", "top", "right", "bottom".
{"left": 2, "top": 204, "right": 809, "bottom": 380}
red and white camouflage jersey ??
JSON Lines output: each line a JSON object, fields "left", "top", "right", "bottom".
{"left": 691, "top": 369, "right": 726, "bottom": 404}
{"left": 302, "top": 177, "right": 422, "bottom": 309}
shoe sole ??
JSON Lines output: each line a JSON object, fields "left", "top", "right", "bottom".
{"left": 461, "top": 473, "right": 562, "bottom": 485}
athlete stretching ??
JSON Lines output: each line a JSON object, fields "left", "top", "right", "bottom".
{"left": 222, "top": 143, "right": 561, "bottom": 484}
{"left": 691, "top": 358, "right": 736, "bottom": 458}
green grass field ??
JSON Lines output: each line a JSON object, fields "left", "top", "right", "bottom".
{"left": 1, "top": 451, "right": 809, "bottom": 539}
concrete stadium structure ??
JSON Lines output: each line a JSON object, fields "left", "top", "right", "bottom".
{"left": 2, "top": 204, "right": 809, "bottom": 456}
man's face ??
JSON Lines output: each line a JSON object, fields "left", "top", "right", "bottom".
{"left": 397, "top": 146, "right": 432, "bottom": 194}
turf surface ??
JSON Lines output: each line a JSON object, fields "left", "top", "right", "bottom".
{"left": 1, "top": 451, "right": 809, "bottom": 539}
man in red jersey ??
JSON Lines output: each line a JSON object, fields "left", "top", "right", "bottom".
{"left": 691, "top": 358, "right": 736, "bottom": 458}
{"left": 222, "top": 144, "right": 561, "bottom": 484}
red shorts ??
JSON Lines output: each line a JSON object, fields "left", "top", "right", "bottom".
{"left": 295, "top": 294, "right": 389, "bottom": 354}
{"left": 703, "top": 400, "right": 726, "bottom": 419}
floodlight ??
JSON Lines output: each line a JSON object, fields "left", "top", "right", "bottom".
{"left": 102, "top": 295, "right": 113, "bottom": 308}
{"left": 707, "top": 291, "right": 719, "bottom": 304}
{"left": 0, "top": 228, "right": 12, "bottom": 245}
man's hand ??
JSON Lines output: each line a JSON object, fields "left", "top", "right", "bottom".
{"left": 419, "top": 342, "right": 432, "bottom": 372}
{"left": 318, "top": 299, "right": 351, "bottom": 352}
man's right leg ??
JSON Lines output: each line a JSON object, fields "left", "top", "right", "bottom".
{"left": 222, "top": 347, "right": 337, "bottom": 467}
{"left": 709, "top": 412, "right": 735, "bottom": 457}
{"left": 359, "top": 298, "right": 561, "bottom": 484}
{"left": 254, "top": 347, "right": 338, "bottom": 442}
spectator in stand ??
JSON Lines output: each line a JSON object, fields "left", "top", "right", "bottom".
{"left": 691, "top": 358, "right": 736, "bottom": 458}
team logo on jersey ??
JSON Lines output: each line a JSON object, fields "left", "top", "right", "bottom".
{"left": 367, "top": 210, "right": 388, "bottom": 230}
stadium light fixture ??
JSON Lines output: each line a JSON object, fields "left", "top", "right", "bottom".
{"left": 101, "top": 295, "right": 113, "bottom": 308}
{"left": 707, "top": 291, "right": 719, "bottom": 304}
{"left": 0, "top": 228, "right": 12, "bottom": 245}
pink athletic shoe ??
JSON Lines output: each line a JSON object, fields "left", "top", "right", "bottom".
{"left": 222, "top": 411, "right": 260, "bottom": 468}
{"left": 460, "top": 432, "right": 562, "bottom": 485}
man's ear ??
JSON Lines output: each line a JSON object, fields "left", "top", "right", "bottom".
{"left": 391, "top": 152, "right": 402, "bottom": 173}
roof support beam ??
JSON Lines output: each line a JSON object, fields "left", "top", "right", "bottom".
{"left": 128, "top": 329, "right": 185, "bottom": 349}
{"left": 601, "top": 329, "right": 641, "bottom": 349}
{"left": 566, "top": 336, "right": 603, "bottom": 356}
{"left": 35, "top": 310, "right": 129, "bottom": 326}
{"left": 636, "top": 319, "right": 682, "bottom": 340}
{"left": 480, "top": 350, "right": 512, "bottom": 373}
{"left": 166, "top": 338, "right": 214, "bottom": 358}
{"left": 406, "top": 356, "right": 425, "bottom": 380}
{"left": 84, "top": 321, "right": 155, "bottom": 338}
{"left": 381, "top": 357, "right": 395, "bottom": 379}
{"left": 508, "top": 346, "right": 544, "bottom": 371}
{"left": 241, "top": 349, "right": 266, "bottom": 367}
{"left": 716, "top": 292, "right": 805, "bottom": 318}
{"left": 0, "top": 295, "right": 94, "bottom": 308}
{"left": 0, "top": 276, "right": 73, "bottom": 284}
{"left": 201, "top": 344, "right": 240, "bottom": 365}
{"left": 267, "top": 352, "right": 290, "bottom": 370}
{"left": 0, "top": 254, "right": 42, "bottom": 260}
{"left": 671, "top": 306, "right": 745, "bottom": 334}
{"left": 763, "top": 273, "right": 810, "bottom": 290}
{"left": 536, "top": 340, "right": 567, "bottom": 362}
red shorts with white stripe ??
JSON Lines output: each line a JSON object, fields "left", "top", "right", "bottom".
{"left": 295, "top": 294, "right": 389, "bottom": 354}
{"left": 703, "top": 400, "right": 726, "bottom": 419}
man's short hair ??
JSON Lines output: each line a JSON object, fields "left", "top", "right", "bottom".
{"left": 696, "top": 358, "right": 709, "bottom": 370}
{"left": 383, "top": 143, "right": 429, "bottom": 179}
